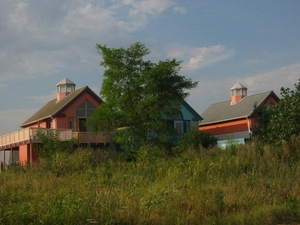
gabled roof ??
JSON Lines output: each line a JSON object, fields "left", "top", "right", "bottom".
{"left": 179, "top": 98, "right": 203, "bottom": 121}
{"left": 199, "top": 90, "right": 279, "bottom": 126}
{"left": 21, "top": 86, "right": 103, "bottom": 127}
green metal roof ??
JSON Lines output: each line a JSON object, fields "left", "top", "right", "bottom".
{"left": 199, "top": 90, "right": 279, "bottom": 126}
{"left": 21, "top": 86, "right": 102, "bottom": 127}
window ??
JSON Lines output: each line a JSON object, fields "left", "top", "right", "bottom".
{"left": 47, "top": 119, "right": 51, "bottom": 129}
{"left": 167, "top": 112, "right": 183, "bottom": 120}
{"left": 66, "top": 85, "right": 73, "bottom": 92}
{"left": 266, "top": 103, "right": 274, "bottom": 110}
{"left": 69, "top": 118, "right": 73, "bottom": 130}
{"left": 175, "top": 121, "right": 183, "bottom": 134}
{"left": 184, "top": 121, "right": 190, "bottom": 133}
{"left": 76, "top": 100, "right": 95, "bottom": 117}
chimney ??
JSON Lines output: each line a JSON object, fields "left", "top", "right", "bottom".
{"left": 230, "top": 82, "right": 247, "bottom": 105}
{"left": 56, "top": 78, "right": 76, "bottom": 102}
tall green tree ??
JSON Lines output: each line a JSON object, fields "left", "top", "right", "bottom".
{"left": 89, "top": 42, "right": 197, "bottom": 151}
{"left": 252, "top": 79, "right": 300, "bottom": 146}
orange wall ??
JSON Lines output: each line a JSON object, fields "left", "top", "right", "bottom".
{"left": 23, "top": 121, "right": 48, "bottom": 129}
{"left": 19, "top": 144, "right": 29, "bottom": 165}
{"left": 19, "top": 144, "right": 38, "bottom": 165}
{"left": 200, "top": 119, "right": 249, "bottom": 135}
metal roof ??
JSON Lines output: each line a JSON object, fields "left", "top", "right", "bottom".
{"left": 21, "top": 86, "right": 102, "bottom": 127}
{"left": 199, "top": 90, "right": 278, "bottom": 126}
{"left": 56, "top": 78, "right": 76, "bottom": 86}
{"left": 230, "top": 82, "right": 247, "bottom": 90}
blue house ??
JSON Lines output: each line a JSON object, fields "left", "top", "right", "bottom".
{"left": 113, "top": 98, "right": 203, "bottom": 152}
{"left": 168, "top": 98, "right": 202, "bottom": 134}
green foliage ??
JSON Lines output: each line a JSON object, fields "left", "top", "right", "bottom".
{"left": 89, "top": 42, "right": 197, "bottom": 151}
{"left": 175, "top": 129, "right": 217, "bottom": 154}
{"left": 2, "top": 143, "right": 300, "bottom": 224}
{"left": 252, "top": 79, "right": 300, "bottom": 149}
{"left": 34, "top": 129, "right": 76, "bottom": 159}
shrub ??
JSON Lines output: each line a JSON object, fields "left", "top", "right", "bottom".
{"left": 34, "top": 129, "right": 77, "bottom": 159}
{"left": 174, "top": 129, "right": 217, "bottom": 154}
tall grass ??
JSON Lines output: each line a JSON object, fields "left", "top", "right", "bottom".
{"left": 1, "top": 141, "right": 300, "bottom": 224}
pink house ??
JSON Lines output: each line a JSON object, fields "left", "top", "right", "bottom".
{"left": 0, "top": 78, "right": 111, "bottom": 168}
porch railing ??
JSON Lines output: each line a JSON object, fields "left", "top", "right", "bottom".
{"left": 0, "top": 128, "right": 111, "bottom": 149}
{"left": 73, "top": 132, "right": 112, "bottom": 145}
{"left": 0, "top": 128, "right": 73, "bottom": 149}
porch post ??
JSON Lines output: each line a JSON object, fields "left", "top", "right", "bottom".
{"left": 29, "top": 128, "right": 33, "bottom": 166}
{"left": 10, "top": 147, "right": 13, "bottom": 165}
{"left": 30, "top": 143, "right": 33, "bottom": 165}
{"left": 3, "top": 149, "right": 6, "bottom": 170}
{"left": 0, "top": 150, "right": 2, "bottom": 173}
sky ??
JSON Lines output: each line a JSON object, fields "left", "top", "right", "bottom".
{"left": 0, "top": 0, "right": 300, "bottom": 135}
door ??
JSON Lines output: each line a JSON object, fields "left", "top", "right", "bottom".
{"left": 79, "top": 118, "right": 87, "bottom": 132}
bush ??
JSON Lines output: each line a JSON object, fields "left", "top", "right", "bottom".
{"left": 34, "top": 129, "right": 77, "bottom": 159}
{"left": 174, "top": 129, "right": 217, "bottom": 154}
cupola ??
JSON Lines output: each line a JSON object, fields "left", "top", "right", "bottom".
{"left": 230, "top": 82, "right": 247, "bottom": 105}
{"left": 56, "top": 78, "right": 76, "bottom": 102}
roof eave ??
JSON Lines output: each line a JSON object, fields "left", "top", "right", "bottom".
{"left": 21, "top": 115, "right": 53, "bottom": 127}
{"left": 199, "top": 115, "right": 250, "bottom": 126}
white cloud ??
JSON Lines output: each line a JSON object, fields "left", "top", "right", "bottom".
{"left": 0, "top": 0, "right": 178, "bottom": 84}
{"left": 242, "top": 63, "right": 300, "bottom": 95}
{"left": 245, "top": 59, "right": 260, "bottom": 65}
{"left": 7, "top": 2, "right": 29, "bottom": 31}
{"left": 27, "top": 92, "right": 56, "bottom": 104}
{"left": 165, "top": 44, "right": 234, "bottom": 72}
{"left": 173, "top": 6, "right": 186, "bottom": 14}
{"left": 126, "top": 0, "right": 174, "bottom": 16}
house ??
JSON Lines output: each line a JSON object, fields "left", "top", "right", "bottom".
{"left": 169, "top": 98, "right": 203, "bottom": 135}
{"left": 199, "top": 82, "right": 279, "bottom": 148}
{"left": 114, "top": 97, "right": 203, "bottom": 151}
{"left": 0, "top": 78, "right": 111, "bottom": 168}
{"left": 0, "top": 78, "right": 202, "bottom": 168}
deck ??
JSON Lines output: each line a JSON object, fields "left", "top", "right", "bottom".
{"left": 0, "top": 128, "right": 111, "bottom": 150}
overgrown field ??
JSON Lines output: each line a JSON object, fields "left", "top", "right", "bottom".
{"left": 1, "top": 141, "right": 300, "bottom": 225}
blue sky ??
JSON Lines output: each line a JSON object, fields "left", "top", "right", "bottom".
{"left": 0, "top": 0, "right": 300, "bottom": 135}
